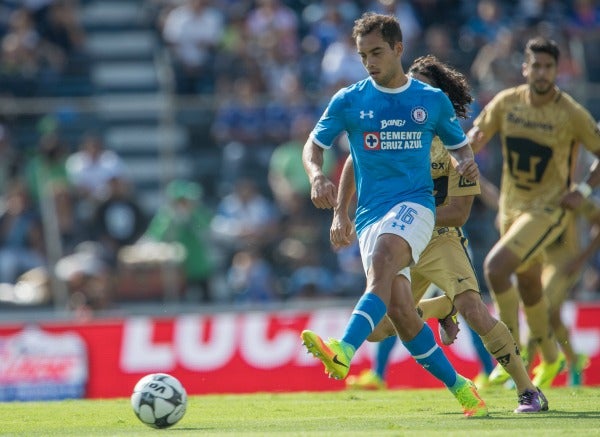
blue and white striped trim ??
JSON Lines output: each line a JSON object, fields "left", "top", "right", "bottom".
{"left": 412, "top": 344, "right": 439, "bottom": 360}
{"left": 352, "top": 309, "right": 375, "bottom": 331}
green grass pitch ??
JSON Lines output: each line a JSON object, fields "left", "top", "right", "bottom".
{"left": 0, "top": 387, "right": 599, "bottom": 436}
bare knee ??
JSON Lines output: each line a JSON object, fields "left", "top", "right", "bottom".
{"left": 387, "top": 303, "right": 423, "bottom": 340}
{"left": 455, "top": 290, "right": 496, "bottom": 335}
{"left": 483, "top": 253, "right": 504, "bottom": 284}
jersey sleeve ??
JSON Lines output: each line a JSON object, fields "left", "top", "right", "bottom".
{"left": 310, "top": 89, "right": 347, "bottom": 149}
{"left": 447, "top": 166, "right": 481, "bottom": 197}
{"left": 436, "top": 92, "right": 469, "bottom": 150}
{"left": 573, "top": 105, "right": 600, "bottom": 155}
{"left": 473, "top": 90, "right": 507, "bottom": 136}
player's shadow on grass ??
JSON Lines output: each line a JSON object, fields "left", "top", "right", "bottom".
{"left": 445, "top": 411, "right": 600, "bottom": 419}
{"left": 167, "top": 427, "right": 216, "bottom": 431}
{"left": 514, "top": 411, "right": 600, "bottom": 419}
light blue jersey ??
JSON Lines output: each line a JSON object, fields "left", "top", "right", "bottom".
{"left": 311, "top": 77, "right": 468, "bottom": 235}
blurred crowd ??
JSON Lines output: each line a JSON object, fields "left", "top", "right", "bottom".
{"left": 0, "top": 0, "right": 599, "bottom": 316}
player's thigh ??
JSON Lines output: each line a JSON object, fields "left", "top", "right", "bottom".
{"left": 411, "top": 234, "right": 480, "bottom": 302}
{"left": 543, "top": 219, "right": 580, "bottom": 309}
{"left": 359, "top": 201, "right": 434, "bottom": 280}
{"left": 500, "top": 208, "right": 572, "bottom": 272}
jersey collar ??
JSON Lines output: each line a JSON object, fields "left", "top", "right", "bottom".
{"left": 370, "top": 76, "right": 412, "bottom": 94}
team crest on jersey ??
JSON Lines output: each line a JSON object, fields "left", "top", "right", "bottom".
{"left": 363, "top": 132, "right": 380, "bottom": 150}
{"left": 411, "top": 106, "right": 428, "bottom": 124}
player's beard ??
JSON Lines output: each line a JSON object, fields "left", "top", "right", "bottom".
{"left": 531, "top": 80, "right": 553, "bottom": 95}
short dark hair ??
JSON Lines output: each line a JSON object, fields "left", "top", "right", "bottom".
{"left": 352, "top": 12, "right": 403, "bottom": 49}
{"left": 525, "top": 37, "right": 560, "bottom": 63}
{"left": 408, "top": 55, "right": 473, "bottom": 119}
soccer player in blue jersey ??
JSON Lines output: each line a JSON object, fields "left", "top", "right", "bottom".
{"left": 300, "top": 13, "right": 485, "bottom": 417}
{"left": 342, "top": 55, "right": 549, "bottom": 414}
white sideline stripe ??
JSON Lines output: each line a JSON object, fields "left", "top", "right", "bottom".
{"left": 412, "top": 344, "right": 439, "bottom": 360}
{"left": 352, "top": 310, "right": 375, "bottom": 331}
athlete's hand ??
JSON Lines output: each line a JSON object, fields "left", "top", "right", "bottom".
{"left": 330, "top": 212, "right": 355, "bottom": 248}
{"left": 452, "top": 157, "right": 480, "bottom": 182}
{"left": 560, "top": 190, "right": 585, "bottom": 210}
{"left": 310, "top": 175, "right": 337, "bottom": 209}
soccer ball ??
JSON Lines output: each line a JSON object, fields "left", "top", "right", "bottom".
{"left": 131, "top": 373, "right": 187, "bottom": 429}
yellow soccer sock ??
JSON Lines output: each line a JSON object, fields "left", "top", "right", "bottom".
{"left": 493, "top": 286, "right": 521, "bottom": 349}
{"left": 553, "top": 321, "right": 575, "bottom": 364}
{"left": 523, "top": 298, "right": 559, "bottom": 364}
{"left": 481, "top": 321, "right": 535, "bottom": 393}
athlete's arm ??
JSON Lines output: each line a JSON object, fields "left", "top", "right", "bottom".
{"left": 448, "top": 144, "right": 479, "bottom": 182}
{"left": 478, "top": 174, "right": 500, "bottom": 211}
{"left": 435, "top": 195, "right": 475, "bottom": 227}
{"left": 303, "top": 139, "right": 337, "bottom": 209}
{"left": 331, "top": 155, "right": 356, "bottom": 249}
{"left": 564, "top": 222, "right": 600, "bottom": 276}
{"left": 561, "top": 158, "right": 600, "bottom": 210}
{"left": 466, "top": 126, "right": 494, "bottom": 154}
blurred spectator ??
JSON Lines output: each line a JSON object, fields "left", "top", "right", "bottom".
{"left": 211, "top": 177, "right": 279, "bottom": 260}
{"left": 268, "top": 113, "right": 334, "bottom": 215}
{"left": 320, "top": 33, "right": 367, "bottom": 91}
{"left": 213, "top": 8, "right": 266, "bottom": 96}
{"left": 211, "top": 78, "right": 272, "bottom": 193}
{"left": 91, "top": 172, "right": 147, "bottom": 267}
{"left": 245, "top": 0, "right": 299, "bottom": 62}
{"left": 51, "top": 182, "right": 84, "bottom": 254}
{"left": 65, "top": 132, "right": 127, "bottom": 225}
{"left": 142, "top": 179, "right": 215, "bottom": 303}
{"left": 301, "top": 3, "right": 348, "bottom": 53}
{"left": 334, "top": 238, "right": 365, "bottom": 297}
{"left": 470, "top": 28, "right": 523, "bottom": 98}
{"left": 514, "top": 0, "right": 567, "bottom": 27}
{"left": 0, "top": 7, "right": 66, "bottom": 97}
{"left": 287, "top": 264, "right": 335, "bottom": 300}
{"left": 0, "top": 180, "right": 46, "bottom": 284}
{"left": 461, "top": 0, "right": 510, "bottom": 49}
{"left": 23, "top": 131, "right": 70, "bottom": 202}
{"left": 0, "top": 124, "right": 20, "bottom": 197}
{"left": 226, "top": 248, "right": 280, "bottom": 304}
{"left": 55, "top": 241, "right": 112, "bottom": 316}
{"left": 420, "top": 24, "right": 471, "bottom": 71}
{"left": 263, "top": 72, "right": 319, "bottom": 152}
{"left": 38, "top": 0, "right": 88, "bottom": 81}
{"left": 565, "top": 0, "right": 600, "bottom": 36}
{"left": 283, "top": 242, "right": 337, "bottom": 300}
{"left": 38, "top": 0, "right": 85, "bottom": 56}
{"left": 0, "top": 8, "right": 43, "bottom": 96}
{"left": 23, "top": 131, "right": 83, "bottom": 255}
{"left": 160, "top": 0, "right": 225, "bottom": 94}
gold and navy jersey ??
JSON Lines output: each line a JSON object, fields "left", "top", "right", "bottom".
{"left": 430, "top": 137, "right": 480, "bottom": 208}
{"left": 474, "top": 84, "right": 600, "bottom": 213}
{"left": 430, "top": 137, "right": 480, "bottom": 236}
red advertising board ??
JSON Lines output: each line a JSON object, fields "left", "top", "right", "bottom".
{"left": 0, "top": 302, "right": 598, "bottom": 399}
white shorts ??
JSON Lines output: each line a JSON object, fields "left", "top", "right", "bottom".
{"left": 358, "top": 202, "right": 434, "bottom": 281}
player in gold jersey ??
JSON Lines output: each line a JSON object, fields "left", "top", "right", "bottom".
{"left": 474, "top": 179, "right": 596, "bottom": 387}
{"left": 336, "top": 55, "right": 546, "bottom": 413}
{"left": 538, "top": 207, "right": 593, "bottom": 385}
{"left": 468, "top": 37, "right": 600, "bottom": 388}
